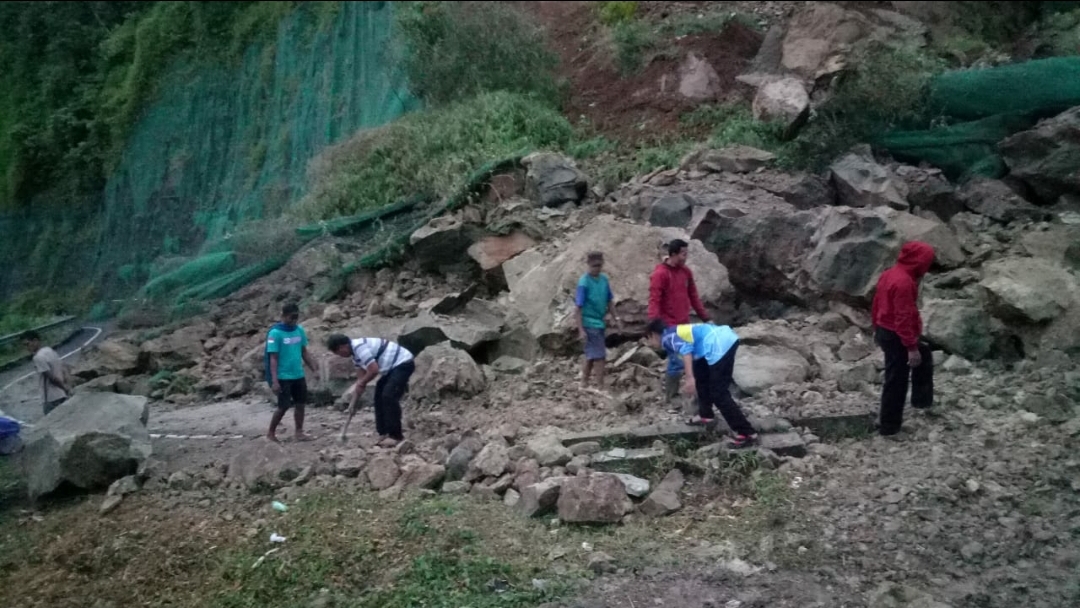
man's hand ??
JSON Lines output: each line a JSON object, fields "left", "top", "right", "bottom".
{"left": 271, "top": 380, "right": 281, "bottom": 394}
{"left": 907, "top": 348, "right": 922, "bottom": 368}
{"left": 681, "top": 376, "right": 696, "bottom": 396}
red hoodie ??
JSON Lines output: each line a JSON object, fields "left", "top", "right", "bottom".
{"left": 871, "top": 241, "right": 936, "bottom": 349}
{"left": 648, "top": 262, "right": 709, "bottom": 327}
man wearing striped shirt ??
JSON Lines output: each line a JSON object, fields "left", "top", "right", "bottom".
{"left": 327, "top": 334, "right": 415, "bottom": 446}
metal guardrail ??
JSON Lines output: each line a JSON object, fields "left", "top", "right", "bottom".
{"left": 0, "top": 316, "right": 77, "bottom": 348}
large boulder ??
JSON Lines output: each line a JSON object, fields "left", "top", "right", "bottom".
{"left": 648, "top": 193, "right": 695, "bottom": 228}
{"left": 922, "top": 299, "right": 997, "bottom": 361}
{"left": 467, "top": 232, "right": 537, "bottom": 273}
{"left": 398, "top": 300, "right": 505, "bottom": 357}
{"left": 782, "top": 3, "right": 874, "bottom": 79}
{"left": 980, "top": 258, "right": 1078, "bottom": 323}
{"left": 20, "top": 392, "right": 152, "bottom": 499}
{"left": 506, "top": 216, "right": 732, "bottom": 351}
{"left": 409, "top": 341, "right": 486, "bottom": 401}
{"left": 998, "top": 106, "right": 1080, "bottom": 203}
{"left": 522, "top": 152, "right": 589, "bottom": 208}
{"left": 410, "top": 216, "right": 484, "bottom": 273}
{"left": 227, "top": 441, "right": 309, "bottom": 492}
{"left": 956, "top": 178, "right": 1051, "bottom": 224}
{"left": 142, "top": 330, "right": 204, "bottom": 372}
{"left": 556, "top": 474, "right": 634, "bottom": 524}
{"left": 678, "top": 52, "right": 721, "bottom": 100}
{"left": 752, "top": 77, "right": 810, "bottom": 139}
{"left": 732, "top": 345, "right": 810, "bottom": 395}
{"left": 830, "top": 152, "right": 909, "bottom": 211}
{"left": 72, "top": 339, "right": 144, "bottom": 379}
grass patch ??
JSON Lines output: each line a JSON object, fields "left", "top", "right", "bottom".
{"left": 607, "top": 8, "right": 763, "bottom": 75}
{"left": 394, "top": 1, "right": 558, "bottom": 106}
{"left": 295, "top": 91, "right": 574, "bottom": 220}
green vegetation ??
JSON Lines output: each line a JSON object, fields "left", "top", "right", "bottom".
{"left": 394, "top": 1, "right": 559, "bottom": 106}
{"left": 296, "top": 91, "right": 573, "bottom": 220}
{"left": 596, "top": 1, "right": 639, "bottom": 26}
{"left": 606, "top": 9, "right": 763, "bottom": 75}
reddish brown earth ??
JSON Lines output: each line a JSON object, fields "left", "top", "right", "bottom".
{"left": 518, "top": 1, "right": 765, "bottom": 144}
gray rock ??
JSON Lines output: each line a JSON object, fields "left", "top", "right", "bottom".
{"left": 523, "top": 152, "right": 589, "bottom": 208}
{"left": 107, "top": 475, "right": 140, "bottom": 498}
{"left": 733, "top": 345, "right": 810, "bottom": 395}
{"left": 168, "top": 471, "right": 193, "bottom": 491}
{"left": 587, "top": 551, "right": 617, "bottom": 574}
{"left": 518, "top": 477, "right": 568, "bottom": 518}
{"left": 21, "top": 392, "right": 152, "bottom": 499}
{"left": 569, "top": 441, "right": 602, "bottom": 456}
{"left": 100, "top": 494, "right": 123, "bottom": 515}
{"left": 335, "top": 449, "right": 367, "bottom": 478}
{"left": 641, "top": 469, "right": 686, "bottom": 515}
{"left": 678, "top": 52, "right": 721, "bottom": 100}
{"left": 469, "top": 440, "right": 511, "bottom": 479}
{"left": 490, "top": 356, "right": 529, "bottom": 374}
{"left": 441, "top": 480, "right": 471, "bottom": 494}
{"left": 399, "top": 462, "right": 446, "bottom": 490}
{"left": 649, "top": 194, "right": 695, "bottom": 228}
{"left": 227, "top": 442, "right": 308, "bottom": 492}
{"left": 556, "top": 474, "right": 634, "bottom": 524}
{"left": 999, "top": 106, "right": 1080, "bottom": 203}
{"left": 708, "top": 146, "right": 777, "bottom": 173}
{"left": 868, "top": 582, "right": 953, "bottom": 608}
{"left": 981, "top": 257, "right": 1078, "bottom": 323}
{"left": 365, "top": 457, "right": 401, "bottom": 491}
{"left": 922, "top": 299, "right": 996, "bottom": 361}
{"left": 408, "top": 342, "right": 486, "bottom": 401}
{"left": 831, "top": 152, "right": 909, "bottom": 210}
{"left": 526, "top": 435, "right": 573, "bottom": 467}
{"left": 752, "top": 77, "right": 810, "bottom": 139}
{"left": 409, "top": 216, "right": 484, "bottom": 273}
{"left": 445, "top": 434, "right": 483, "bottom": 481}
{"left": 503, "top": 488, "right": 521, "bottom": 507}
{"left": 611, "top": 473, "right": 650, "bottom": 498}
{"left": 957, "top": 178, "right": 1050, "bottom": 223}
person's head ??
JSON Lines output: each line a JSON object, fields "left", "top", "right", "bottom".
{"left": 281, "top": 302, "right": 300, "bottom": 326}
{"left": 665, "top": 239, "right": 689, "bottom": 267}
{"left": 644, "top": 318, "right": 668, "bottom": 350}
{"left": 21, "top": 330, "right": 41, "bottom": 353}
{"left": 586, "top": 251, "right": 604, "bottom": 277}
{"left": 326, "top": 333, "right": 352, "bottom": 357}
{"left": 896, "top": 241, "right": 936, "bottom": 279}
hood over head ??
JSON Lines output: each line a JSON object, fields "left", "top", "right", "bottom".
{"left": 895, "top": 241, "right": 935, "bottom": 278}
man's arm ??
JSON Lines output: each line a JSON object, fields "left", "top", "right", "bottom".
{"left": 348, "top": 362, "right": 380, "bottom": 408}
{"left": 647, "top": 268, "right": 665, "bottom": 321}
{"left": 301, "top": 346, "right": 318, "bottom": 374}
{"left": 686, "top": 270, "right": 709, "bottom": 322}
{"left": 575, "top": 282, "right": 588, "bottom": 339}
{"left": 269, "top": 353, "right": 281, "bottom": 392}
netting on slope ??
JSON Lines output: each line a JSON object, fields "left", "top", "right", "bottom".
{"left": 878, "top": 57, "right": 1080, "bottom": 180}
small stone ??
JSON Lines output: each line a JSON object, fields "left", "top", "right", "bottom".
{"left": 570, "top": 441, "right": 602, "bottom": 456}
{"left": 611, "top": 473, "right": 650, "bottom": 498}
{"left": 168, "top": 471, "right": 193, "bottom": 491}
{"left": 100, "top": 495, "right": 123, "bottom": 515}
{"left": 587, "top": 551, "right": 617, "bottom": 574}
{"left": 504, "top": 488, "right": 521, "bottom": 507}
{"left": 107, "top": 475, "right": 140, "bottom": 498}
{"left": 961, "top": 541, "right": 985, "bottom": 561}
{"left": 441, "top": 481, "right": 471, "bottom": 494}
{"left": 366, "top": 457, "right": 401, "bottom": 490}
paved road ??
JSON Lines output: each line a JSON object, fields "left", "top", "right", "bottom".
{"left": 0, "top": 325, "right": 105, "bottom": 424}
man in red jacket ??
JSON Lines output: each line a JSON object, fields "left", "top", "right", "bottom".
{"left": 648, "top": 239, "right": 711, "bottom": 402}
{"left": 871, "top": 241, "right": 936, "bottom": 437}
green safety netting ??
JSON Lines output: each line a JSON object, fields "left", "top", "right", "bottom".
{"left": 878, "top": 56, "right": 1080, "bottom": 180}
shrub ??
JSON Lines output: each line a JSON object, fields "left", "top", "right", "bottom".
{"left": 394, "top": 1, "right": 558, "bottom": 106}
{"left": 296, "top": 91, "right": 574, "bottom": 220}
{"left": 597, "top": 2, "right": 639, "bottom": 25}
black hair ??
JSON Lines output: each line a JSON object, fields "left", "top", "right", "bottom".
{"left": 21, "top": 330, "right": 41, "bottom": 342}
{"left": 646, "top": 318, "right": 667, "bottom": 336}
{"left": 326, "top": 333, "right": 352, "bottom": 352}
{"left": 666, "top": 239, "right": 688, "bottom": 255}
{"left": 587, "top": 251, "right": 604, "bottom": 264}
{"left": 282, "top": 302, "right": 300, "bottom": 316}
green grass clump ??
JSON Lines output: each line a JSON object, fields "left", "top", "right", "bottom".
{"left": 297, "top": 91, "right": 574, "bottom": 220}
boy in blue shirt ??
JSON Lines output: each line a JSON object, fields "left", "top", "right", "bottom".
{"left": 646, "top": 318, "right": 757, "bottom": 448}
{"left": 265, "top": 302, "right": 318, "bottom": 443}
{"left": 575, "top": 251, "right": 622, "bottom": 391}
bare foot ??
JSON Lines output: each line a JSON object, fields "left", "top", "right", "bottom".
{"left": 294, "top": 432, "right": 315, "bottom": 442}
{"left": 377, "top": 437, "right": 399, "bottom": 448}
{"left": 266, "top": 433, "right": 280, "bottom": 443}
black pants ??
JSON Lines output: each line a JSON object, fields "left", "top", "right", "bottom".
{"left": 691, "top": 341, "right": 755, "bottom": 436}
{"left": 276, "top": 378, "right": 308, "bottom": 410}
{"left": 374, "top": 361, "right": 415, "bottom": 440}
{"left": 43, "top": 398, "right": 66, "bottom": 416}
{"left": 875, "top": 328, "right": 933, "bottom": 435}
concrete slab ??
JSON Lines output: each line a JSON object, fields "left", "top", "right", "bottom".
{"left": 758, "top": 431, "right": 807, "bottom": 458}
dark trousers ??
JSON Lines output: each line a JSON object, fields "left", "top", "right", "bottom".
{"left": 374, "top": 361, "right": 415, "bottom": 440}
{"left": 875, "top": 328, "right": 934, "bottom": 435}
{"left": 691, "top": 341, "right": 755, "bottom": 436}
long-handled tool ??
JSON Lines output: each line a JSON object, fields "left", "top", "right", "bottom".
{"left": 338, "top": 399, "right": 359, "bottom": 443}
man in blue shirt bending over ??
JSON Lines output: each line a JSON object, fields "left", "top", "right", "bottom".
{"left": 646, "top": 318, "right": 758, "bottom": 448}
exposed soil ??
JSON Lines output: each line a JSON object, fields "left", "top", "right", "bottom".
{"left": 518, "top": 1, "right": 765, "bottom": 144}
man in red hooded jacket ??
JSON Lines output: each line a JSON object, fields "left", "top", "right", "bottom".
{"left": 871, "top": 241, "right": 936, "bottom": 436}
{"left": 649, "top": 239, "right": 710, "bottom": 402}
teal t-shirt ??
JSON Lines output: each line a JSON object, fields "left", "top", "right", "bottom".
{"left": 267, "top": 325, "right": 308, "bottom": 380}
{"left": 575, "top": 273, "right": 614, "bottom": 329}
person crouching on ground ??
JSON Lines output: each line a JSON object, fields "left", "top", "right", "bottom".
{"left": 265, "top": 302, "right": 318, "bottom": 443}
{"left": 575, "top": 251, "right": 622, "bottom": 392}
{"left": 871, "top": 241, "right": 936, "bottom": 437}
{"left": 326, "top": 333, "right": 415, "bottom": 447}
{"left": 645, "top": 319, "right": 758, "bottom": 448}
